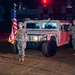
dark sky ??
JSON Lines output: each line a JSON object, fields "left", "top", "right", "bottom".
{"left": 0, "top": 0, "right": 75, "bottom": 32}
{"left": 0, "top": 0, "right": 75, "bottom": 9}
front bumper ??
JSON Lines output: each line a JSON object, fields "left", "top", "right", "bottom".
{"left": 26, "top": 41, "right": 42, "bottom": 50}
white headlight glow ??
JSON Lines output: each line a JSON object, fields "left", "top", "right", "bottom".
{"left": 34, "top": 36, "right": 38, "bottom": 41}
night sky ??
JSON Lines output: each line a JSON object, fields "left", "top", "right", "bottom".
{"left": 0, "top": 0, "right": 75, "bottom": 9}
{"left": 0, "top": 0, "right": 75, "bottom": 8}
{"left": 0, "top": 0, "right": 75, "bottom": 32}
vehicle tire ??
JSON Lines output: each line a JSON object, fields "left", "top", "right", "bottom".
{"left": 42, "top": 40, "right": 57, "bottom": 57}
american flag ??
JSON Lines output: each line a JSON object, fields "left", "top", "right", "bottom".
{"left": 8, "top": 3, "right": 18, "bottom": 44}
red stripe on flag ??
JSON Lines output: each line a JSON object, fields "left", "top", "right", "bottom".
{"left": 8, "top": 19, "right": 17, "bottom": 44}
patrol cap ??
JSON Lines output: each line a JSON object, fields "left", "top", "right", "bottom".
{"left": 18, "top": 22, "right": 24, "bottom": 26}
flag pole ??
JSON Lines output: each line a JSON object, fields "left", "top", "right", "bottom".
{"left": 8, "top": 3, "right": 17, "bottom": 61}
{"left": 13, "top": 3, "right": 17, "bottom": 61}
{"left": 13, "top": 42, "right": 16, "bottom": 60}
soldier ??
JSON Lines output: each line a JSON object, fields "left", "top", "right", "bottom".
{"left": 16, "top": 22, "right": 27, "bottom": 61}
{"left": 68, "top": 20, "right": 75, "bottom": 50}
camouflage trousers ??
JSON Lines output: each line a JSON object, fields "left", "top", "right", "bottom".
{"left": 72, "top": 39, "right": 75, "bottom": 50}
{"left": 17, "top": 41, "right": 26, "bottom": 57}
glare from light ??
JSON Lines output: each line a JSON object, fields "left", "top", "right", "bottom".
{"left": 34, "top": 36, "right": 38, "bottom": 41}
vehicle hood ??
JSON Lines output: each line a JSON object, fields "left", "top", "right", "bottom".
{"left": 27, "top": 30, "right": 58, "bottom": 35}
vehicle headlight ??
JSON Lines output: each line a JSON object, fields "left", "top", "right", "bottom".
{"left": 40, "top": 34, "right": 47, "bottom": 41}
{"left": 27, "top": 35, "right": 47, "bottom": 41}
{"left": 44, "top": 34, "right": 47, "bottom": 38}
{"left": 33, "top": 36, "right": 38, "bottom": 41}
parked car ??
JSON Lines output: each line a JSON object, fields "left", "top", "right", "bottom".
{"left": 24, "top": 19, "right": 71, "bottom": 57}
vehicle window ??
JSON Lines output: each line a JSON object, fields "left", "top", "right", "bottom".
{"left": 26, "top": 23, "right": 40, "bottom": 29}
{"left": 42, "top": 22, "right": 57, "bottom": 29}
{"left": 64, "top": 24, "right": 69, "bottom": 31}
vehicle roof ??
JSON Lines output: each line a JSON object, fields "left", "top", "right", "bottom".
{"left": 24, "top": 19, "right": 70, "bottom": 25}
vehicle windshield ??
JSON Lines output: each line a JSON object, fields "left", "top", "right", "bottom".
{"left": 26, "top": 23, "right": 40, "bottom": 29}
{"left": 42, "top": 22, "right": 57, "bottom": 29}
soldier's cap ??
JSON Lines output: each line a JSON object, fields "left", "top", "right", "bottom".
{"left": 73, "top": 20, "right": 75, "bottom": 23}
{"left": 18, "top": 22, "right": 24, "bottom": 26}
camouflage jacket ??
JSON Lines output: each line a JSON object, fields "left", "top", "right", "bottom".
{"left": 68, "top": 25, "right": 75, "bottom": 39}
{"left": 16, "top": 29, "right": 27, "bottom": 42}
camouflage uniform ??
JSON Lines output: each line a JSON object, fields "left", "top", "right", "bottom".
{"left": 16, "top": 29, "right": 27, "bottom": 57}
{"left": 68, "top": 25, "right": 75, "bottom": 50}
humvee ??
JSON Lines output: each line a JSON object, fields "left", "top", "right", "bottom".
{"left": 24, "top": 19, "right": 71, "bottom": 57}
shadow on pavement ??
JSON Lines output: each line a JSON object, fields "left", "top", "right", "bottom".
{"left": 0, "top": 40, "right": 18, "bottom": 54}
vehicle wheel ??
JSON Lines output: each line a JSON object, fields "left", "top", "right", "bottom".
{"left": 42, "top": 40, "right": 57, "bottom": 57}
